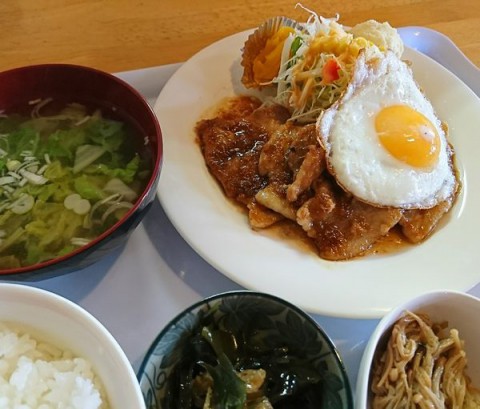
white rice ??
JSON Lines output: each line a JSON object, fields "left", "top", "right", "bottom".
{"left": 0, "top": 322, "right": 109, "bottom": 409}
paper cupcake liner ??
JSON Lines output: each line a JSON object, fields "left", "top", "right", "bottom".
{"left": 241, "top": 16, "right": 304, "bottom": 89}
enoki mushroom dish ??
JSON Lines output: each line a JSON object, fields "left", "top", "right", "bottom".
{"left": 370, "top": 311, "right": 480, "bottom": 409}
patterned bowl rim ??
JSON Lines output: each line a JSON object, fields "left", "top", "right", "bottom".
{"left": 137, "top": 289, "right": 353, "bottom": 407}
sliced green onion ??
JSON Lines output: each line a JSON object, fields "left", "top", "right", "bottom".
{"left": 101, "top": 201, "right": 133, "bottom": 223}
{"left": 18, "top": 169, "right": 48, "bottom": 185}
{"left": 6, "top": 160, "right": 21, "bottom": 172}
{"left": 0, "top": 176, "right": 15, "bottom": 186}
{"left": 71, "top": 237, "right": 91, "bottom": 246}
{"left": 9, "top": 194, "right": 34, "bottom": 215}
{"left": 7, "top": 172, "right": 22, "bottom": 180}
{"left": 64, "top": 193, "right": 91, "bottom": 215}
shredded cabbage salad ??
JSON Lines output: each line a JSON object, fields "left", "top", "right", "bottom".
{"left": 268, "top": 10, "right": 377, "bottom": 122}
{"left": 0, "top": 100, "right": 151, "bottom": 269}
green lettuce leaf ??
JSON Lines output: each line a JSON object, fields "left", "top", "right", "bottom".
{"left": 44, "top": 160, "right": 69, "bottom": 180}
{"left": 25, "top": 183, "right": 58, "bottom": 202}
{"left": 0, "top": 209, "right": 29, "bottom": 233}
{"left": 29, "top": 202, "right": 83, "bottom": 251}
{"left": 26, "top": 161, "right": 73, "bottom": 201}
{"left": 0, "top": 227, "right": 25, "bottom": 253}
{"left": 24, "top": 220, "right": 49, "bottom": 239}
{"left": 0, "top": 157, "right": 6, "bottom": 173}
{"left": 0, "top": 104, "right": 150, "bottom": 269}
{"left": 84, "top": 154, "right": 140, "bottom": 184}
{"left": 40, "top": 127, "right": 89, "bottom": 163}
{"left": 86, "top": 118, "right": 125, "bottom": 152}
{"left": 9, "top": 126, "right": 39, "bottom": 158}
{"left": 24, "top": 242, "right": 44, "bottom": 266}
{"left": 73, "top": 174, "right": 106, "bottom": 200}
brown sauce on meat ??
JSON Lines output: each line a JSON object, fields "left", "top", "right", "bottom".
{"left": 265, "top": 220, "right": 412, "bottom": 259}
{"left": 367, "top": 226, "right": 412, "bottom": 256}
{"left": 196, "top": 96, "right": 458, "bottom": 261}
{"left": 258, "top": 219, "right": 412, "bottom": 259}
{"left": 258, "top": 219, "right": 320, "bottom": 255}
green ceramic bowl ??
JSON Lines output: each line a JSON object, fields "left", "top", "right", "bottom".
{"left": 137, "top": 291, "right": 353, "bottom": 409}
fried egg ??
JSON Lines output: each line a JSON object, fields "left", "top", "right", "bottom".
{"left": 316, "top": 50, "right": 457, "bottom": 209}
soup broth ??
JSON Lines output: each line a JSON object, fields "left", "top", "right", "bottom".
{"left": 0, "top": 99, "right": 152, "bottom": 269}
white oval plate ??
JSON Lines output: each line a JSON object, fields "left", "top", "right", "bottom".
{"left": 155, "top": 30, "right": 480, "bottom": 319}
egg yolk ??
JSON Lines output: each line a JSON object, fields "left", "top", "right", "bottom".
{"left": 375, "top": 105, "right": 440, "bottom": 168}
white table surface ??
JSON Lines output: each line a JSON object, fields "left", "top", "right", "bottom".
{"left": 5, "top": 26, "right": 480, "bottom": 396}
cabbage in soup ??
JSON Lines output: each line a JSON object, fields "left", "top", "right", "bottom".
{"left": 0, "top": 99, "right": 152, "bottom": 269}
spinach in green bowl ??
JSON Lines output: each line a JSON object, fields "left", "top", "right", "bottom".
{"left": 138, "top": 291, "right": 353, "bottom": 409}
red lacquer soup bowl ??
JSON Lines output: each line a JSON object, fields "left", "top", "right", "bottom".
{"left": 0, "top": 64, "right": 162, "bottom": 280}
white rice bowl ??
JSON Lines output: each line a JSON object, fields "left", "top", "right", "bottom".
{"left": 0, "top": 283, "right": 145, "bottom": 409}
{"left": 0, "top": 322, "right": 107, "bottom": 408}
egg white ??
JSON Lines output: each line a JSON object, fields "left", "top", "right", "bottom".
{"left": 316, "top": 50, "right": 456, "bottom": 209}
